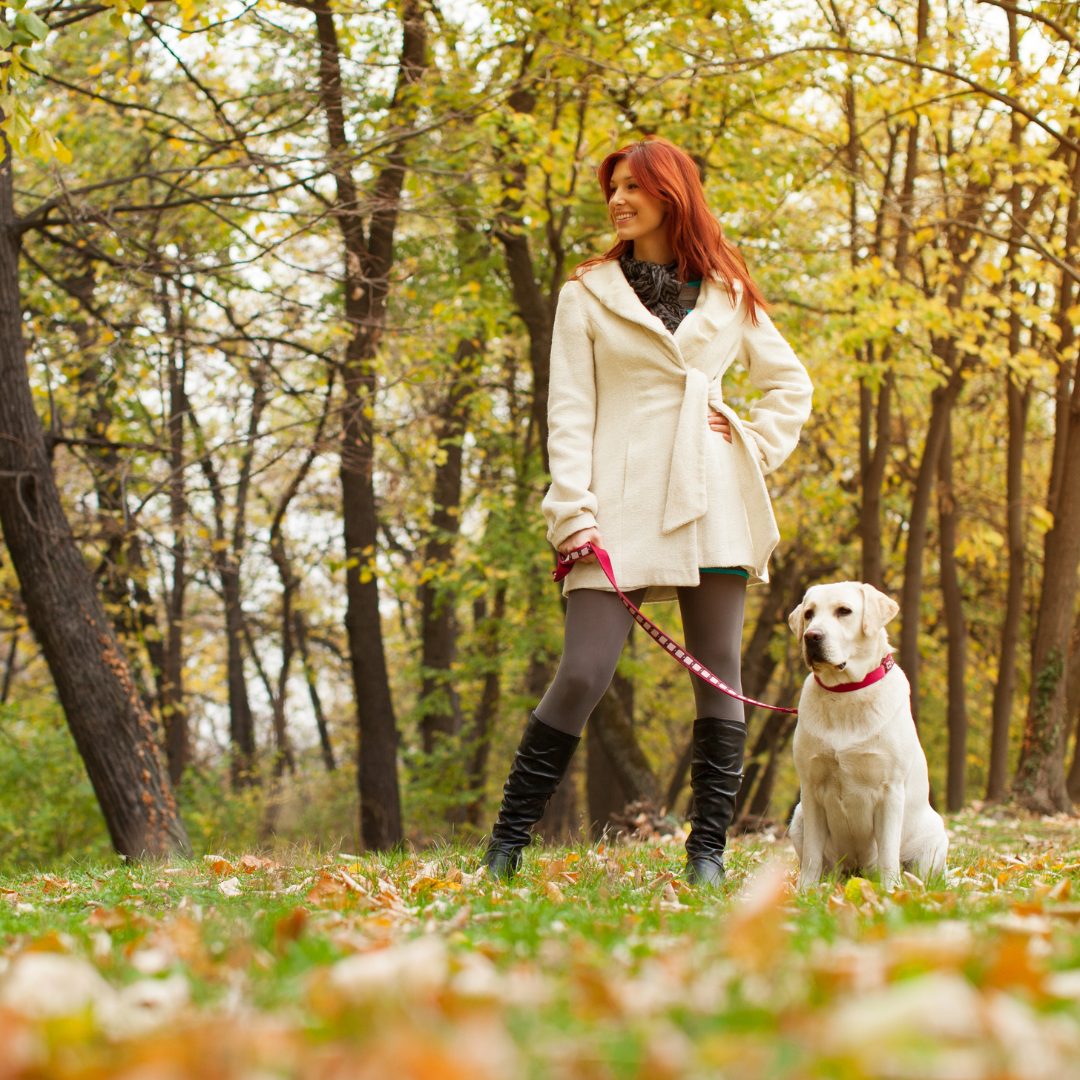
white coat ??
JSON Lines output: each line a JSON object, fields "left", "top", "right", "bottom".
{"left": 541, "top": 259, "right": 812, "bottom": 600}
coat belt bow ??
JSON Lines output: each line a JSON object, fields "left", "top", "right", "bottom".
{"left": 662, "top": 368, "right": 713, "bottom": 534}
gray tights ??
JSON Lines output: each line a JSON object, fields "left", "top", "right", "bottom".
{"left": 535, "top": 574, "right": 747, "bottom": 737}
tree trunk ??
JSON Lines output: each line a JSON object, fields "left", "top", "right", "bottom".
{"left": 987, "top": 378, "right": 1030, "bottom": 800}
{"left": 464, "top": 585, "right": 506, "bottom": 827}
{"left": 1064, "top": 608, "right": 1080, "bottom": 802}
{"left": 1, "top": 620, "right": 19, "bottom": 704}
{"left": 988, "top": 20, "right": 1031, "bottom": 800}
{"left": 194, "top": 370, "right": 265, "bottom": 788}
{"left": 1013, "top": 403, "right": 1080, "bottom": 811}
{"left": 311, "top": 0, "right": 425, "bottom": 849}
{"left": 747, "top": 704, "right": 798, "bottom": 820}
{"left": 586, "top": 705, "right": 632, "bottom": 840}
{"left": 294, "top": 610, "right": 336, "bottom": 772}
{"left": 938, "top": 420, "right": 968, "bottom": 811}
{"left": 65, "top": 267, "right": 165, "bottom": 719}
{"left": 418, "top": 336, "right": 481, "bottom": 755}
{"left": 162, "top": 282, "right": 189, "bottom": 786}
{"left": 267, "top": 383, "right": 333, "bottom": 777}
{"left": 0, "top": 136, "right": 188, "bottom": 858}
{"left": 586, "top": 672, "right": 657, "bottom": 812}
{"left": 1012, "top": 146, "right": 1080, "bottom": 814}
{"left": 898, "top": 366, "right": 964, "bottom": 723}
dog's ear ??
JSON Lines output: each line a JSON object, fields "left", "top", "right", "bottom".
{"left": 788, "top": 600, "right": 805, "bottom": 637}
{"left": 860, "top": 584, "right": 899, "bottom": 636}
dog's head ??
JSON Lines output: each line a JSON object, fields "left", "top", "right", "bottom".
{"left": 788, "top": 582, "right": 899, "bottom": 684}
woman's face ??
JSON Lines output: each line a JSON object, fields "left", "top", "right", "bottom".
{"left": 608, "top": 159, "right": 667, "bottom": 251}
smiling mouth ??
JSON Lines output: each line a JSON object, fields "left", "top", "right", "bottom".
{"left": 613, "top": 213, "right": 635, "bottom": 224}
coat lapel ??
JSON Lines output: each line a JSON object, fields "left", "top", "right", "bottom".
{"left": 580, "top": 262, "right": 742, "bottom": 370}
{"left": 579, "top": 261, "right": 678, "bottom": 352}
{"left": 675, "top": 276, "right": 743, "bottom": 366}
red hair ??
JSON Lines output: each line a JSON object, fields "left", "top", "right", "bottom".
{"left": 575, "top": 137, "right": 765, "bottom": 323}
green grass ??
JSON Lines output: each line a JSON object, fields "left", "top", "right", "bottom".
{"left": 1, "top": 811, "right": 1079, "bottom": 1078}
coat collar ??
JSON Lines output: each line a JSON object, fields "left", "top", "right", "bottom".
{"left": 577, "top": 260, "right": 742, "bottom": 365}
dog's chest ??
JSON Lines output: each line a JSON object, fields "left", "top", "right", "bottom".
{"left": 804, "top": 741, "right": 895, "bottom": 796}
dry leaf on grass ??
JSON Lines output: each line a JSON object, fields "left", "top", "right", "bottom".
{"left": 217, "top": 877, "right": 242, "bottom": 898}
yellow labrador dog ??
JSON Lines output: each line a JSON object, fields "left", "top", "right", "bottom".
{"left": 787, "top": 582, "right": 948, "bottom": 890}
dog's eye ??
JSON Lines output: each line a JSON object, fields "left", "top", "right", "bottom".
{"left": 803, "top": 608, "right": 815, "bottom": 619}
{"left": 836, "top": 606, "right": 852, "bottom": 617}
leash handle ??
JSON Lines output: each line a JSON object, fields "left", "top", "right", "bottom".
{"left": 553, "top": 543, "right": 798, "bottom": 715}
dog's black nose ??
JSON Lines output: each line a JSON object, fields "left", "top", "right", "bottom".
{"left": 803, "top": 628, "right": 826, "bottom": 660}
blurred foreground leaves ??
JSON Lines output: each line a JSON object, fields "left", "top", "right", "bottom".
{"left": 0, "top": 813, "right": 1079, "bottom": 1078}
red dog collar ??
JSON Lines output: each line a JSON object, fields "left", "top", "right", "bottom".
{"left": 814, "top": 654, "right": 895, "bottom": 693}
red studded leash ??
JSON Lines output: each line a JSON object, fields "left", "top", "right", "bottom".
{"left": 553, "top": 543, "right": 798, "bottom": 715}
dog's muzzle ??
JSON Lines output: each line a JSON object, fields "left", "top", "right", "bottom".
{"left": 803, "top": 629, "right": 827, "bottom": 663}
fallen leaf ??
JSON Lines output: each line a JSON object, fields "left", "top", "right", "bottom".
{"left": 218, "top": 877, "right": 242, "bottom": 898}
{"left": 204, "top": 855, "right": 235, "bottom": 876}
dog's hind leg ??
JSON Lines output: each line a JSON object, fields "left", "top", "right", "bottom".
{"left": 910, "top": 832, "right": 949, "bottom": 883}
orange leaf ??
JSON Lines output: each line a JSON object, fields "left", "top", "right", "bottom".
{"left": 274, "top": 907, "right": 308, "bottom": 952}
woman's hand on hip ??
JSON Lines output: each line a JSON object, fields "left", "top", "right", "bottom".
{"left": 559, "top": 527, "right": 601, "bottom": 564}
{"left": 708, "top": 409, "right": 733, "bottom": 443}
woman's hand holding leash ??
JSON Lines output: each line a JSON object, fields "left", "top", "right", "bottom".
{"left": 559, "top": 527, "right": 602, "bottom": 565}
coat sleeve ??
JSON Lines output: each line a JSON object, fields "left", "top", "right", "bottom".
{"left": 738, "top": 306, "right": 813, "bottom": 475}
{"left": 541, "top": 282, "right": 600, "bottom": 547}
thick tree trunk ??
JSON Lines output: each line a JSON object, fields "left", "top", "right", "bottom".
{"left": 1064, "top": 609, "right": 1080, "bottom": 802}
{"left": 0, "top": 139, "right": 188, "bottom": 858}
{"left": 312, "top": 0, "right": 425, "bottom": 849}
{"left": 938, "top": 421, "right": 968, "bottom": 811}
{"left": 1012, "top": 147, "right": 1080, "bottom": 813}
{"left": 1012, "top": 406, "right": 1080, "bottom": 812}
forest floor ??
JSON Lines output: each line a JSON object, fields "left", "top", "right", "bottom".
{"left": 1, "top": 810, "right": 1079, "bottom": 1079}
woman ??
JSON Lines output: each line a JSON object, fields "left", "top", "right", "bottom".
{"left": 484, "top": 137, "right": 812, "bottom": 885}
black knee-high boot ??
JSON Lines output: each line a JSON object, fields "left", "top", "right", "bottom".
{"left": 685, "top": 716, "right": 746, "bottom": 886}
{"left": 483, "top": 713, "right": 580, "bottom": 879}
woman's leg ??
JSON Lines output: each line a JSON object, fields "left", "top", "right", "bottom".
{"left": 677, "top": 573, "right": 749, "bottom": 885}
{"left": 485, "top": 586, "right": 644, "bottom": 876}
{"left": 677, "top": 572, "right": 747, "bottom": 719}
{"left": 536, "top": 586, "right": 646, "bottom": 736}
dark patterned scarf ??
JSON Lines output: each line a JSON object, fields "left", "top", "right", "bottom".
{"left": 619, "top": 252, "right": 687, "bottom": 333}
